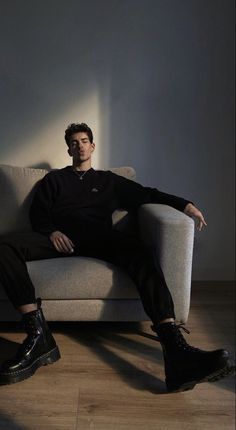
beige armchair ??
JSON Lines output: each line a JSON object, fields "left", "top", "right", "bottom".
{"left": 0, "top": 164, "right": 194, "bottom": 323}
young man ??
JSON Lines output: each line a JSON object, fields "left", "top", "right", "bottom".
{"left": 0, "top": 123, "right": 234, "bottom": 391}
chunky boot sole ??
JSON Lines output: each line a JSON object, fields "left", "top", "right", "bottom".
{"left": 0, "top": 346, "right": 61, "bottom": 386}
{"left": 166, "top": 359, "right": 235, "bottom": 393}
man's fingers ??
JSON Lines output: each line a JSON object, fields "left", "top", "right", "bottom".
{"left": 200, "top": 215, "right": 207, "bottom": 227}
{"left": 198, "top": 221, "right": 203, "bottom": 231}
{"left": 52, "top": 240, "right": 62, "bottom": 253}
{"left": 56, "top": 238, "right": 68, "bottom": 253}
{"left": 54, "top": 238, "right": 66, "bottom": 253}
{"left": 59, "top": 234, "right": 74, "bottom": 250}
{"left": 52, "top": 236, "right": 71, "bottom": 253}
{"left": 57, "top": 236, "right": 73, "bottom": 253}
{"left": 68, "top": 239, "right": 75, "bottom": 248}
{"left": 197, "top": 216, "right": 207, "bottom": 231}
{"left": 64, "top": 237, "right": 75, "bottom": 252}
{"left": 61, "top": 236, "right": 74, "bottom": 253}
{"left": 50, "top": 231, "right": 75, "bottom": 253}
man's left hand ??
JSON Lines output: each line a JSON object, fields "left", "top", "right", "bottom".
{"left": 184, "top": 203, "right": 207, "bottom": 231}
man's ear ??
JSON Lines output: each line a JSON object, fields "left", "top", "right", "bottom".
{"left": 91, "top": 142, "right": 95, "bottom": 152}
{"left": 68, "top": 147, "right": 72, "bottom": 157}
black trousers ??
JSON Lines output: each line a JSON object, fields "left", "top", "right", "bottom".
{"left": 0, "top": 231, "right": 176, "bottom": 325}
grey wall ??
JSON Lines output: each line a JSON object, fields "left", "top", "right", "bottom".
{"left": 0, "top": 0, "right": 234, "bottom": 280}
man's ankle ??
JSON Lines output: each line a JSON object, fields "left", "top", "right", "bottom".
{"left": 18, "top": 303, "right": 37, "bottom": 314}
{"left": 159, "top": 318, "right": 175, "bottom": 325}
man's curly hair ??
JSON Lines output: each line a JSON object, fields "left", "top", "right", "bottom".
{"left": 64, "top": 123, "right": 93, "bottom": 146}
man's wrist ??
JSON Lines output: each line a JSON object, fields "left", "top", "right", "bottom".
{"left": 184, "top": 203, "right": 194, "bottom": 214}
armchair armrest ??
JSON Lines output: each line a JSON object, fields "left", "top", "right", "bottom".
{"left": 138, "top": 204, "right": 195, "bottom": 323}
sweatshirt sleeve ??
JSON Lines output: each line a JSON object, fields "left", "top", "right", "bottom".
{"left": 29, "top": 172, "right": 58, "bottom": 236}
{"left": 112, "top": 172, "right": 193, "bottom": 212}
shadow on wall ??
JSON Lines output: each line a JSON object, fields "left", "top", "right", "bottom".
{"left": 29, "top": 162, "right": 51, "bottom": 170}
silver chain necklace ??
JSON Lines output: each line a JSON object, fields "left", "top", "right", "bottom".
{"left": 72, "top": 168, "right": 89, "bottom": 181}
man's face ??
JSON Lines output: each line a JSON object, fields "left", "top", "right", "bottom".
{"left": 68, "top": 132, "right": 95, "bottom": 163}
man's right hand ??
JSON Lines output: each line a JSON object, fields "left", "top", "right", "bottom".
{"left": 50, "top": 231, "right": 75, "bottom": 254}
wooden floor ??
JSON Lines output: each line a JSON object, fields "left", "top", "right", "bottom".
{"left": 0, "top": 282, "right": 235, "bottom": 430}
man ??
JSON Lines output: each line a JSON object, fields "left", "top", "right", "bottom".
{"left": 0, "top": 123, "right": 234, "bottom": 391}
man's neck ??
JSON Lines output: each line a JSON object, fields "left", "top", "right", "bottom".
{"left": 72, "top": 161, "right": 92, "bottom": 171}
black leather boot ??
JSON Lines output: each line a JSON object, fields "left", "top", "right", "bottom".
{"left": 152, "top": 322, "right": 235, "bottom": 392}
{"left": 0, "top": 298, "right": 60, "bottom": 385}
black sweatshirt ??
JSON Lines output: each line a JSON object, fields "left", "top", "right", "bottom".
{"left": 29, "top": 166, "right": 192, "bottom": 244}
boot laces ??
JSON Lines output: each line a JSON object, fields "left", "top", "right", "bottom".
{"left": 152, "top": 323, "right": 200, "bottom": 352}
{"left": 174, "top": 324, "right": 190, "bottom": 347}
{"left": 151, "top": 322, "right": 189, "bottom": 338}
{"left": 172, "top": 324, "right": 200, "bottom": 352}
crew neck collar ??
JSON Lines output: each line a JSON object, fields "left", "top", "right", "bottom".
{"left": 68, "top": 166, "right": 93, "bottom": 173}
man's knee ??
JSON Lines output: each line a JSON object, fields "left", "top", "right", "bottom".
{"left": 0, "top": 232, "right": 30, "bottom": 251}
{"left": 0, "top": 232, "right": 45, "bottom": 260}
{"left": 0, "top": 234, "right": 26, "bottom": 262}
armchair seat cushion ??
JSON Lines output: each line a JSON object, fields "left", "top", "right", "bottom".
{"left": 0, "top": 257, "right": 138, "bottom": 301}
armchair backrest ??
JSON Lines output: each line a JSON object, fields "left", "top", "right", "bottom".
{"left": 0, "top": 164, "right": 136, "bottom": 235}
